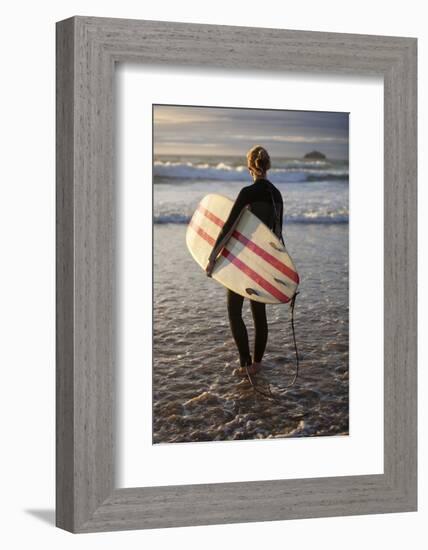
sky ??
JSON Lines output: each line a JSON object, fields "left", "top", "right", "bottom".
{"left": 153, "top": 104, "right": 349, "bottom": 160}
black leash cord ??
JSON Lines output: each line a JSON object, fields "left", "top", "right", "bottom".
{"left": 244, "top": 290, "right": 300, "bottom": 398}
{"left": 268, "top": 187, "right": 300, "bottom": 386}
{"left": 284, "top": 290, "right": 300, "bottom": 388}
{"left": 245, "top": 367, "right": 276, "bottom": 400}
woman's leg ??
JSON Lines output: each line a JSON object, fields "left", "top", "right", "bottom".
{"left": 250, "top": 300, "right": 268, "bottom": 364}
{"left": 227, "top": 289, "right": 252, "bottom": 367}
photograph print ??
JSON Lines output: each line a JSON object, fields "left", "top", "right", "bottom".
{"left": 152, "top": 104, "right": 349, "bottom": 444}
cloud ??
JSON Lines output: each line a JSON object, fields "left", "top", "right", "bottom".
{"left": 230, "top": 134, "right": 349, "bottom": 144}
{"left": 153, "top": 105, "right": 349, "bottom": 159}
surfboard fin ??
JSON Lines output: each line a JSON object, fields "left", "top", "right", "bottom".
{"left": 269, "top": 241, "right": 286, "bottom": 252}
{"left": 245, "top": 287, "right": 259, "bottom": 296}
{"left": 273, "top": 277, "right": 291, "bottom": 288}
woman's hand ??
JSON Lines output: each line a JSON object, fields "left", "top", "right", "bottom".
{"left": 205, "top": 258, "right": 216, "bottom": 277}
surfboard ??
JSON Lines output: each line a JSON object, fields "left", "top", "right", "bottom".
{"left": 186, "top": 193, "right": 299, "bottom": 304}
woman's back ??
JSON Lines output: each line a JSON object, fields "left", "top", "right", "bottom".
{"left": 244, "top": 178, "right": 283, "bottom": 238}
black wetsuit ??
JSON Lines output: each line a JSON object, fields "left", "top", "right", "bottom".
{"left": 212, "top": 178, "right": 284, "bottom": 367}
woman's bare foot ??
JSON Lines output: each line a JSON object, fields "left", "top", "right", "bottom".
{"left": 233, "top": 363, "right": 262, "bottom": 377}
{"left": 251, "top": 362, "right": 262, "bottom": 373}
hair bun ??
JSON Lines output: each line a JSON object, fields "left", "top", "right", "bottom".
{"left": 246, "top": 145, "right": 271, "bottom": 176}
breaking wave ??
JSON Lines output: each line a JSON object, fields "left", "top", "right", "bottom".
{"left": 154, "top": 160, "right": 348, "bottom": 184}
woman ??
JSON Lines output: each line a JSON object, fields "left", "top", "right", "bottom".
{"left": 205, "top": 145, "right": 284, "bottom": 377}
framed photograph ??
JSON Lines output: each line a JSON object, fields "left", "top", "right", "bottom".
{"left": 56, "top": 16, "right": 417, "bottom": 533}
{"left": 151, "top": 103, "right": 350, "bottom": 444}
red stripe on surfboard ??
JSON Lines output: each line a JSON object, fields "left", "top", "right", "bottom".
{"left": 197, "top": 204, "right": 299, "bottom": 284}
{"left": 198, "top": 205, "right": 226, "bottom": 230}
{"left": 189, "top": 219, "right": 216, "bottom": 247}
{"left": 221, "top": 248, "right": 291, "bottom": 303}
{"left": 189, "top": 218, "right": 290, "bottom": 303}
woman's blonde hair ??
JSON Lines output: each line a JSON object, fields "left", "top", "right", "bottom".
{"left": 246, "top": 145, "right": 271, "bottom": 177}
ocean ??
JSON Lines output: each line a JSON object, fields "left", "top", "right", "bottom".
{"left": 153, "top": 155, "right": 349, "bottom": 444}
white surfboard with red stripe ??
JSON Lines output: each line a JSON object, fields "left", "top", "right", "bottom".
{"left": 186, "top": 193, "right": 299, "bottom": 304}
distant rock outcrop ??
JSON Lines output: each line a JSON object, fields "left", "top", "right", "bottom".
{"left": 304, "top": 150, "right": 326, "bottom": 160}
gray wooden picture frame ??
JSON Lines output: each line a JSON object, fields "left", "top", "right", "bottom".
{"left": 56, "top": 16, "right": 417, "bottom": 533}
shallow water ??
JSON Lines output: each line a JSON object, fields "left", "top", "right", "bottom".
{"left": 153, "top": 222, "right": 349, "bottom": 444}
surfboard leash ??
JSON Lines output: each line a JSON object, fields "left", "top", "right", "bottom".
{"left": 244, "top": 290, "right": 300, "bottom": 399}
{"left": 244, "top": 367, "right": 276, "bottom": 400}
{"left": 283, "top": 290, "right": 300, "bottom": 388}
